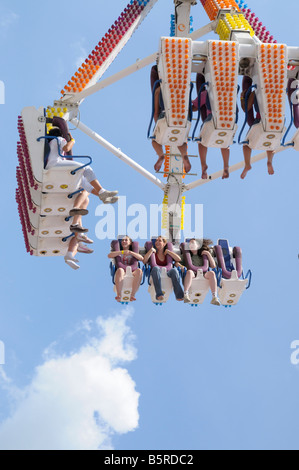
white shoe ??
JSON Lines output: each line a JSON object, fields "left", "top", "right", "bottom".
{"left": 77, "top": 243, "right": 94, "bottom": 254}
{"left": 184, "top": 292, "right": 191, "bottom": 303}
{"left": 211, "top": 296, "right": 221, "bottom": 306}
{"left": 65, "top": 254, "right": 79, "bottom": 263}
{"left": 102, "top": 196, "right": 119, "bottom": 205}
{"left": 99, "top": 190, "right": 119, "bottom": 202}
{"left": 77, "top": 234, "right": 94, "bottom": 244}
{"left": 65, "top": 258, "right": 80, "bottom": 270}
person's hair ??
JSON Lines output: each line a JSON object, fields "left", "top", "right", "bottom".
{"left": 48, "top": 127, "right": 63, "bottom": 137}
{"left": 155, "top": 236, "right": 168, "bottom": 252}
{"left": 189, "top": 238, "right": 214, "bottom": 256}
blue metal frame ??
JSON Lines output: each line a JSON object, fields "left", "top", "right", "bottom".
{"left": 242, "top": 269, "right": 252, "bottom": 290}
{"left": 110, "top": 262, "right": 116, "bottom": 285}
{"left": 62, "top": 233, "right": 75, "bottom": 243}
{"left": 282, "top": 96, "right": 295, "bottom": 147}
{"left": 238, "top": 84, "right": 257, "bottom": 145}
{"left": 187, "top": 81, "right": 194, "bottom": 127}
{"left": 68, "top": 188, "right": 84, "bottom": 199}
{"left": 215, "top": 267, "right": 223, "bottom": 289}
{"left": 37, "top": 136, "right": 93, "bottom": 174}
{"left": 109, "top": 262, "right": 148, "bottom": 287}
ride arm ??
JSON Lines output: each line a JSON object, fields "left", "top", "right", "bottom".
{"left": 241, "top": 91, "right": 255, "bottom": 113}
{"left": 108, "top": 251, "right": 123, "bottom": 259}
{"left": 202, "top": 250, "right": 216, "bottom": 269}
{"left": 143, "top": 248, "right": 155, "bottom": 265}
{"left": 165, "top": 250, "right": 182, "bottom": 263}
{"left": 130, "top": 251, "right": 144, "bottom": 262}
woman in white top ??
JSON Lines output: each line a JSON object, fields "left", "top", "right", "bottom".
{"left": 46, "top": 127, "right": 119, "bottom": 219}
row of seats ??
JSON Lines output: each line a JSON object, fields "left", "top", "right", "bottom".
{"left": 110, "top": 238, "right": 252, "bottom": 307}
{"left": 16, "top": 107, "right": 86, "bottom": 257}
{"left": 150, "top": 36, "right": 299, "bottom": 154}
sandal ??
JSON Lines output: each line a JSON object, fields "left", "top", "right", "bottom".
{"left": 69, "top": 208, "right": 89, "bottom": 217}
{"left": 70, "top": 224, "right": 89, "bottom": 233}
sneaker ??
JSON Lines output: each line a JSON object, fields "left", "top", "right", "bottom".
{"left": 77, "top": 243, "right": 94, "bottom": 254}
{"left": 99, "top": 190, "right": 119, "bottom": 202}
{"left": 69, "top": 208, "right": 89, "bottom": 217}
{"left": 77, "top": 234, "right": 94, "bottom": 244}
{"left": 70, "top": 224, "right": 89, "bottom": 233}
{"left": 65, "top": 258, "right": 80, "bottom": 270}
{"left": 65, "top": 255, "right": 79, "bottom": 263}
{"left": 184, "top": 292, "right": 191, "bottom": 303}
{"left": 102, "top": 196, "right": 119, "bottom": 205}
{"left": 211, "top": 296, "right": 221, "bottom": 306}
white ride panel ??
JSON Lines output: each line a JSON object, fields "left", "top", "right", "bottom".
{"left": 189, "top": 270, "right": 210, "bottom": 306}
{"left": 197, "top": 40, "right": 239, "bottom": 147}
{"left": 154, "top": 36, "right": 192, "bottom": 147}
{"left": 218, "top": 271, "right": 248, "bottom": 307}
{"left": 113, "top": 266, "right": 134, "bottom": 305}
{"left": 18, "top": 107, "right": 86, "bottom": 257}
{"left": 148, "top": 267, "right": 173, "bottom": 305}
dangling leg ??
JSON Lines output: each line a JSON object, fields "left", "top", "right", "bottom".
{"left": 183, "top": 270, "right": 195, "bottom": 303}
{"left": 204, "top": 271, "right": 221, "bottom": 306}
{"left": 152, "top": 140, "right": 165, "bottom": 172}
{"left": 83, "top": 167, "right": 118, "bottom": 203}
{"left": 178, "top": 142, "right": 191, "bottom": 173}
{"left": 167, "top": 268, "right": 184, "bottom": 301}
{"left": 267, "top": 151, "right": 275, "bottom": 175}
{"left": 198, "top": 143, "right": 208, "bottom": 179}
{"left": 69, "top": 190, "right": 89, "bottom": 220}
{"left": 64, "top": 235, "right": 80, "bottom": 270}
{"left": 115, "top": 268, "right": 125, "bottom": 302}
{"left": 150, "top": 266, "right": 164, "bottom": 301}
{"left": 241, "top": 145, "right": 252, "bottom": 179}
{"left": 221, "top": 147, "right": 230, "bottom": 179}
{"left": 70, "top": 191, "right": 89, "bottom": 232}
{"left": 131, "top": 269, "right": 143, "bottom": 301}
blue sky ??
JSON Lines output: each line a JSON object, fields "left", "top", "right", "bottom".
{"left": 0, "top": 0, "right": 299, "bottom": 450}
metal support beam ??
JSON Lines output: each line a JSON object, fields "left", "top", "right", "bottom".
{"left": 184, "top": 147, "right": 288, "bottom": 191}
{"left": 71, "top": 118, "right": 165, "bottom": 191}
{"left": 62, "top": 22, "right": 216, "bottom": 105}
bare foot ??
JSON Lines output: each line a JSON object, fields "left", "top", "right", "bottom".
{"left": 267, "top": 161, "right": 275, "bottom": 175}
{"left": 177, "top": 298, "right": 184, "bottom": 301}
{"left": 183, "top": 156, "right": 191, "bottom": 173}
{"left": 222, "top": 167, "right": 230, "bottom": 179}
{"left": 241, "top": 165, "right": 252, "bottom": 179}
{"left": 130, "top": 295, "right": 136, "bottom": 302}
{"left": 201, "top": 165, "right": 208, "bottom": 180}
{"left": 154, "top": 155, "right": 164, "bottom": 172}
{"left": 156, "top": 295, "right": 164, "bottom": 302}
{"left": 115, "top": 295, "right": 121, "bottom": 303}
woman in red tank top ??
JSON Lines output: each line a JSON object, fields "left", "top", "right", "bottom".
{"left": 144, "top": 236, "right": 184, "bottom": 302}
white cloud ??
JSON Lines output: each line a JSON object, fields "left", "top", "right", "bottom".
{"left": 71, "top": 39, "right": 88, "bottom": 69}
{"left": 0, "top": 307, "right": 139, "bottom": 450}
{"left": 0, "top": 9, "right": 19, "bottom": 37}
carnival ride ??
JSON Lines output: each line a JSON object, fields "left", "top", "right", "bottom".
{"left": 15, "top": 0, "right": 299, "bottom": 306}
